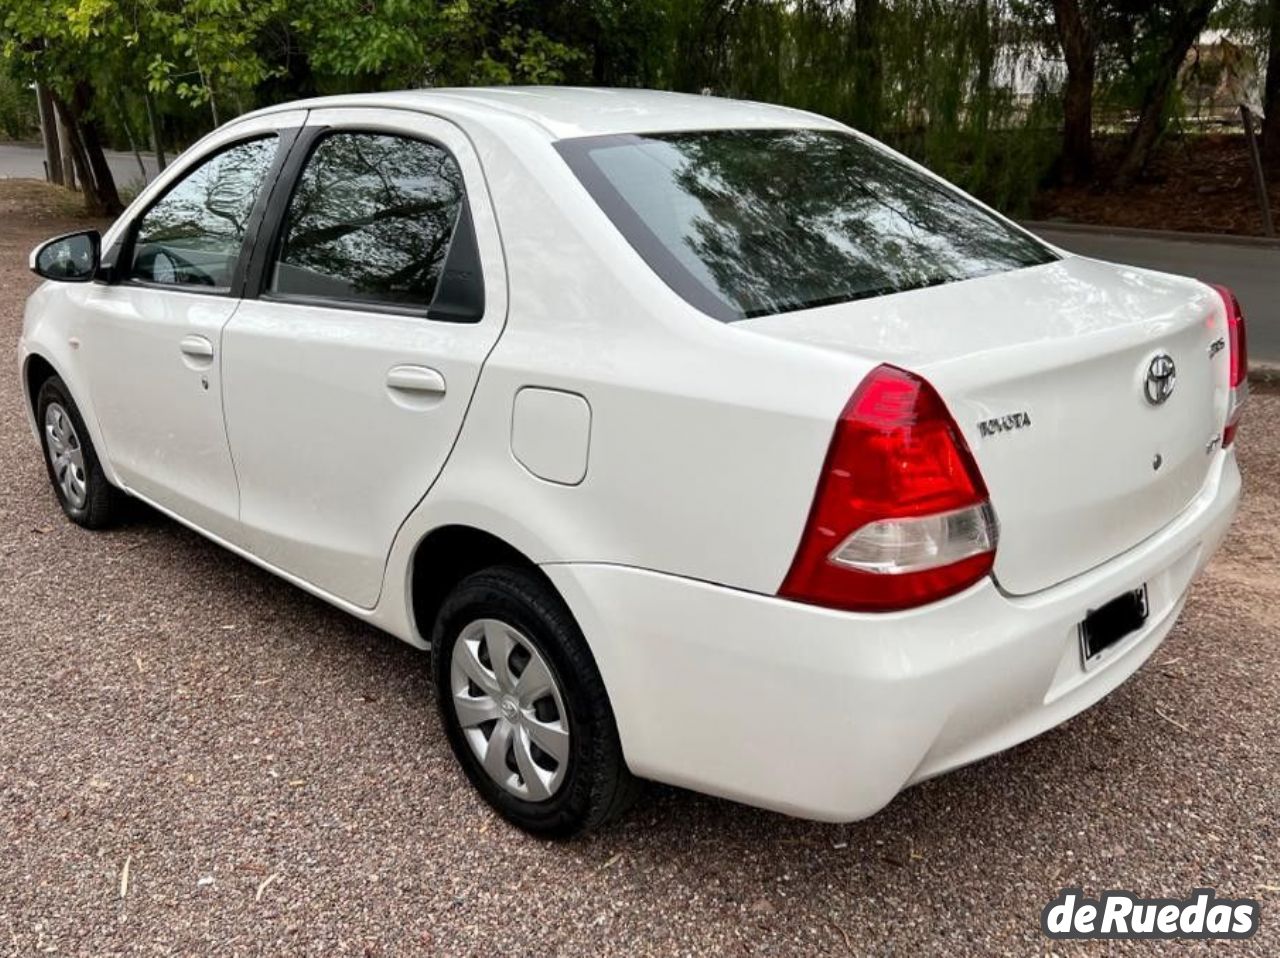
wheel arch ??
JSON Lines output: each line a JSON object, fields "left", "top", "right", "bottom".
{"left": 409, "top": 524, "right": 560, "bottom": 647}
{"left": 23, "top": 352, "right": 58, "bottom": 419}
{"left": 21, "top": 348, "right": 122, "bottom": 487}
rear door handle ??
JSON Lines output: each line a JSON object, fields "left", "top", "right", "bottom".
{"left": 179, "top": 334, "right": 215, "bottom": 359}
{"left": 386, "top": 365, "right": 446, "bottom": 396}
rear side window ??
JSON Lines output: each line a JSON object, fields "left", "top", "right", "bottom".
{"left": 131, "top": 136, "right": 277, "bottom": 289}
{"left": 270, "top": 132, "right": 465, "bottom": 310}
{"left": 557, "top": 129, "right": 1056, "bottom": 322}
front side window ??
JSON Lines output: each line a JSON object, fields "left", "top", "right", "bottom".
{"left": 557, "top": 128, "right": 1057, "bottom": 322}
{"left": 131, "top": 137, "right": 277, "bottom": 289}
{"left": 270, "top": 132, "right": 465, "bottom": 309}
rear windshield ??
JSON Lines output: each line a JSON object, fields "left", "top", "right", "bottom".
{"left": 556, "top": 128, "right": 1056, "bottom": 322}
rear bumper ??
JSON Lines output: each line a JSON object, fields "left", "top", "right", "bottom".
{"left": 544, "top": 452, "right": 1241, "bottom": 822}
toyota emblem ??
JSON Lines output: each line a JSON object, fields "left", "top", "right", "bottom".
{"left": 1143, "top": 353, "right": 1176, "bottom": 406}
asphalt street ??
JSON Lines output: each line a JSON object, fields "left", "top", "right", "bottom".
{"left": 1031, "top": 223, "right": 1280, "bottom": 366}
{"left": 0, "top": 141, "right": 158, "bottom": 190}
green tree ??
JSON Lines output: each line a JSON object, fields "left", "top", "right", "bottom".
{"left": 2, "top": 0, "right": 133, "bottom": 212}
{"left": 144, "top": 0, "right": 289, "bottom": 126}
{"left": 1048, "top": 0, "right": 1104, "bottom": 183}
{"left": 1113, "top": 0, "right": 1219, "bottom": 186}
{"left": 293, "top": 0, "right": 590, "bottom": 89}
{"left": 1262, "top": 0, "right": 1280, "bottom": 164}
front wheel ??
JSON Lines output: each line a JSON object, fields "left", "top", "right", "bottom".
{"left": 35, "top": 375, "right": 123, "bottom": 529}
{"left": 431, "top": 566, "right": 640, "bottom": 837}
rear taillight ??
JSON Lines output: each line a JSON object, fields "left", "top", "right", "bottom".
{"left": 779, "top": 365, "right": 998, "bottom": 613}
{"left": 1211, "top": 285, "right": 1248, "bottom": 447}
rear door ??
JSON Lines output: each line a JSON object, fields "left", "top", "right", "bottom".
{"left": 220, "top": 109, "right": 507, "bottom": 608}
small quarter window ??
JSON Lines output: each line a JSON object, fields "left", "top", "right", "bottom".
{"left": 131, "top": 137, "right": 277, "bottom": 289}
{"left": 270, "top": 133, "right": 465, "bottom": 310}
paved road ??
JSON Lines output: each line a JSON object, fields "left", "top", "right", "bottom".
{"left": 0, "top": 141, "right": 158, "bottom": 189}
{"left": 1031, "top": 223, "right": 1280, "bottom": 365}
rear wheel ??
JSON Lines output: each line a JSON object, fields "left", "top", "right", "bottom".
{"left": 36, "top": 376, "right": 123, "bottom": 529}
{"left": 431, "top": 566, "right": 640, "bottom": 837}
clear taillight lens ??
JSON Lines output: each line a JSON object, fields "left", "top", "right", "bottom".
{"left": 830, "top": 502, "right": 998, "bottom": 574}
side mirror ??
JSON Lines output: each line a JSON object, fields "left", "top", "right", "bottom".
{"left": 30, "top": 230, "right": 101, "bottom": 283}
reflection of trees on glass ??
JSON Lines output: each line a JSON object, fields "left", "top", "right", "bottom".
{"left": 583, "top": 130, "right": 1055, "bottom": 321}
{"left": 272, "top": 133, "right": 464, "bottom": 308}
{"left": 132, "top": 137, "right": 277, "bottom": 287}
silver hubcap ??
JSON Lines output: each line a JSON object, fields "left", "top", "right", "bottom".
{"left": 44, "top": 403, "right": 87, "bottom": 510}
{"left": 450, "top": 619, "right": 570, "bottom": 802}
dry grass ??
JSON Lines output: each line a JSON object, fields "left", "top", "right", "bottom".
{"left": 0, "top": 177, "right": 97, "bottom": 224}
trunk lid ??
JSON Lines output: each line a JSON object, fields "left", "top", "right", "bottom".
{"left": 741, "top": 256, "right": 1230, "bottom": 595}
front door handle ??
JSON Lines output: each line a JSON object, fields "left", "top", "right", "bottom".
{"left": 386, "top": 365, "right": 446, "bottom": 396}
{"left": 179, "top": 334, "right": 215, "bottom": 359}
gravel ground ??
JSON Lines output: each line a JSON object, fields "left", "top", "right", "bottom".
{"left": 1, "top": 182, "right": 1278, "bottom": 956}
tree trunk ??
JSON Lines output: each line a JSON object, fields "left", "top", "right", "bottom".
{"left": 54, "top": 108, "right": 77, "bottom": 192}
{"left": 974, "top": 0, "right": 995, "bottom": 138}
{"left": 1114, "top": 0, "right": 1216, "bottom": 188}
{"left": 35, "top": 83, "right": 63, "bottom": 185}
{"left": 144, "top": 91, "right": 167, "bottom": 171}
{"left": 1263, "top": 0, "right": 1280, "bottom": 167}
{"left": 79, "top": 117, "right": 124, "bottom": 215}
{"left": 1052, "top": 0, "right": 1096, "bottom": 184}
{"left": 851, "top": 0, "right": 883, "bottom": 137}
{"left": 52, "top": 96, "right": 94, "bottom": 208}
{"left": 113, "top": 93, "right": 149, "bottom": 184}
{"left": 52, "top": 83, "right": 124, "bottom": 217}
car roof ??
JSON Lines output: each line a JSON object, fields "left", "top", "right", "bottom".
{"left": 248, "top": 86, "right": 846, "bottom": 140}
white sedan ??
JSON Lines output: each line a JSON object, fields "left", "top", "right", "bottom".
{"left": 19, "top": 88, "right": 1245, "bottom": 836}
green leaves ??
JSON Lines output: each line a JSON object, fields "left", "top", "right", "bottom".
{"left": 293, "top": 0, "right": 592, "bottom": 88}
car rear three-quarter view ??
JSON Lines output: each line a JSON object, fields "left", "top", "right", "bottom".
{"left": 19, "top": 88, "right": 1244, "bottom": 837}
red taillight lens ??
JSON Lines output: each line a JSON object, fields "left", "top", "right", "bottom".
{"left": 779, "top": 365, "right": 998, "bottom": 613}
{"left": 1211, "top": 285, "right": 1248, "bottom": 447}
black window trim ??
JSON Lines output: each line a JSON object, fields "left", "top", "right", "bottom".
{"left": 247, "top": 125, "right": 486, "bottom": 324}
{"left": 104, "top": 129, "right": 301, "bottom": 300}
{"left": 555, "top": 132, "right": 740, "bottom": 322}
{"left": 554, "top": 128, "right": 1059, "bottom": 323}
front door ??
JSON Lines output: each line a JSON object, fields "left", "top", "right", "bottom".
{"left": 220, "top": 109, "right": 507, "bottom": 608}
{"left": 80, "top": 114, "right": 302, "bottom": 540}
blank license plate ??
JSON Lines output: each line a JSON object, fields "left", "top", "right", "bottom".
{"left": 1079, "top": 586, "right": 1148, "bottom": 666}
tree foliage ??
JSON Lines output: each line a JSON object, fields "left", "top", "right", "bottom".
{"left": 1, "top": 0, "right": 1275, "bottom": 216}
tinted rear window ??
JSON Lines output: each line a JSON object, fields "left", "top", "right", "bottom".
{"left": 557, "top": 128, "right": 1056, "bottom": 322}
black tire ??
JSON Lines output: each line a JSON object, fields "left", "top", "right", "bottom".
{"left": 35, "top": 375, "right": 124, "bottom": 529}
{"left": 431, "top": 565, "right": 641, "bottom": 837}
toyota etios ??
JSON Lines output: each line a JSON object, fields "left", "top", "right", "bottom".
{"left": 20, "top": 88, "right": 1244, "bottom": 836}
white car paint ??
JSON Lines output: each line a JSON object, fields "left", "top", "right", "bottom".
{"left": 220, "top": 108, "right": 510, "bottom": 608}
{"left": 19, "top": 88, "right": 1241, "bottom": 822}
